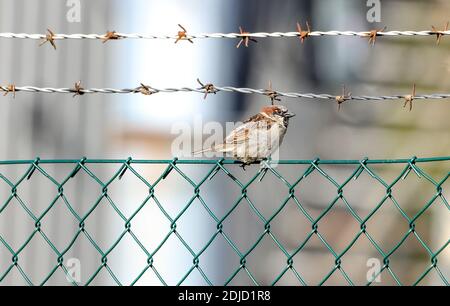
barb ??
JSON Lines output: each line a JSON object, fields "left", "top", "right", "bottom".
{"left": 403, "top": 83, "right": 416, "bottom": 111}
{"left": 296, "top": 21, "right": 311, "bottom": 43}
{"left": 236, "top": 26, "right": 257, "bottom": 48}
{"left": 39, "top": 28, "right": 57, "bottom": 50}
{"left": 102, "top": 31, "right": 122, "bottom": 43}
{"left": 1, "top": 83, "right": 449, "bottom": 103}
{"left": 2, "top": 29, "right": 449, "bottom": 42}
{"left": 431, "top": 22, "right": 449, "bottom": 45}
{"left": 197, "top": 78, "right": 217, "bottom": 99}
{"left": 137, "top": 83, "right": 156, "bottom": 95}
{"left": 1, "top": 84, "right": 16, "bottom": 98}
{"left": 175, "top": 24, "right": 193, "bottom": 44}
{"left": 71, "top": 81, "right": 84, "bottom": 98}
{"left": 366, "top": 26, "right": 387, "bottom": 46}
{"left": 335, "top": 85, "right": 352, "bottom": 110}
{"left": 263, "top": 81, "right": 281, "bottom": 105}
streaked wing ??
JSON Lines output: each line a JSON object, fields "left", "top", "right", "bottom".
{"left": 224, "top": 115, "right": 273, "bottom": 145}
{"left": 243, "top": 113, "right": 267, "bottom": 124}
{"left": 224, "top": 122, "right": 256, "bottom": 145}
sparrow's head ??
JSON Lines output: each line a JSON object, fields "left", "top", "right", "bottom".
{"left": 261, "top": 105, "right": 295, "bottom": 122}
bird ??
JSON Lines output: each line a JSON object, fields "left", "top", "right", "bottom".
{"left": 193, "top": 105, "right": 295, "bottom": 167}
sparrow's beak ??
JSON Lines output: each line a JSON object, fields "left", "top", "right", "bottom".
{"left": 285, "top": 112, "right": 296, "bottom": 118}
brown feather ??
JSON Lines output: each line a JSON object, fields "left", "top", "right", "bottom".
{"left": 244, "top": 113, "right": 267, "bottom": 123}
{"left": 261, "top": 106, "right": 279, "bottom": 115}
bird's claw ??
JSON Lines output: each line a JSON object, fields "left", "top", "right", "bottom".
{"left": 258, "top": 158, "right": 272, "bottom": 182}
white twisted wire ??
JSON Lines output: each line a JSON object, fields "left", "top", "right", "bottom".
{"left": 0, "top": 30, "right": 449, "bottom": 41}
{"left": 2, "top": 85, "right": 450, "bottom": 102}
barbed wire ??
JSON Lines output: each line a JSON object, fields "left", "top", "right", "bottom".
{"left": 2, "top": 30, "right": 449, "bottom": 40}
{"left": 1, "top": 84, "right": 450, "bottom": 100}
{"left": 1, "top": 26, "right": 449, "bottom": 47}
{"left": 1, "top": 83, "right": 449, "bottom": 110}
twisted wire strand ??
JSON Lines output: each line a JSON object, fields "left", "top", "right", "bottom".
{"left": 2, "top": 85, "right": 450, "bottom": 102}
{"left": 0, "top": 30, "right": 449, "bottom": 41}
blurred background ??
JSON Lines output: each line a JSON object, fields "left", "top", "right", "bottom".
{"left": 0, "top": 0, "right": 448, "bottom": 285}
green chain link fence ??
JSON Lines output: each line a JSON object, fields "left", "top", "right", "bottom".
{"left": 0, "top": 157, "right": 448, "bottom": 286}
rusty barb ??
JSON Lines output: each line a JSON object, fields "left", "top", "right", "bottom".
{"left": 39, "top": 28, "right": 57, "bottom": 50}
{"left": 71, "top": 81, "right": 85, "bottom": 98}
{"left": 175, "top": 24, "right": 194, "bottom": 44}
{"left": 296, "top": 21, "right": 311, "bottom": 43}
{"left": 403, "top": 83, "right": 416, "bottom": 111}
{"left": 366, "top": 26, "right": 387, "bottom": 46}
{"left": 137, "top": 83, "right": 156, "bottom": 96}
{"left": 1, "top": 84, "right": 16, "bottom": 98}
{"left": 236, "top": 26, "right": 257, "bottom": 48}
{"left": 102, "top": 31, "right": 122, "bottom": 43}
{"left": 431, "top": 22, "right": 449, "bottom": 45}
{"left": 197, "top": 78, "right": 217, "bottom": 100}
{"left": 263, "top": 81, "right": 281, "bottom": 105}
{"left": 335, "top": 85, "right": 352, "bottom": 110}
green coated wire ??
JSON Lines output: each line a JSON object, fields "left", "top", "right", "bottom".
{"left": 0, "top": 157, "right": 448, "bottom": 286}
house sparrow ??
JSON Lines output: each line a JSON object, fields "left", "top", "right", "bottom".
{"left": 193, "top": 105, "right": 295, "bottom": 166}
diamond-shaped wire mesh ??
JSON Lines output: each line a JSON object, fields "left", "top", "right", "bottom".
{"left": 0, "top": 157, "right": 448, "bottom": 286}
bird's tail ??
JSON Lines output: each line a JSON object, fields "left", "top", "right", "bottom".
{"left": 192, "top": 144, "right": 233, "bottom": 155}
{"left": 191, "top": 147, "right": 213, "bottom": 155}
